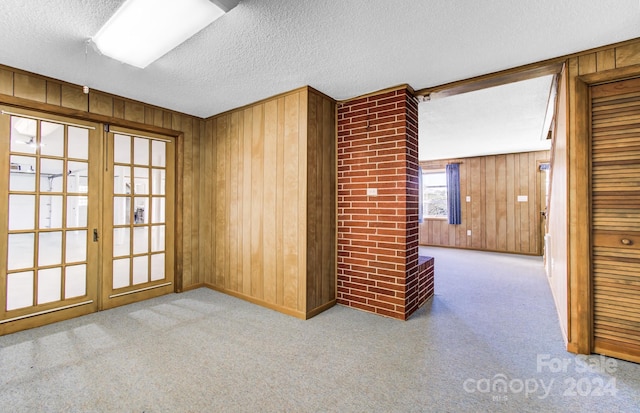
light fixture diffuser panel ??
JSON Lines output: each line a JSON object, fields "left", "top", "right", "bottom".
{"left": 93, "top": 0, "right": 226, "bottom": 68}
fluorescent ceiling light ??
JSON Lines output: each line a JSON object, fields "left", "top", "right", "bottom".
{"left": 93, "top": 0, "right": 236, "bottom": 68}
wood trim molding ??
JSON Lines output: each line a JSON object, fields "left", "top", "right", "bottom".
{"left": 0, "top": 94, "right": 182, "bottom": 137}
{"left": 570, "top": 62, "right": 640, "bottom": 354}
{"left": 417, "top": 61, "right": 564, "bottom": 99}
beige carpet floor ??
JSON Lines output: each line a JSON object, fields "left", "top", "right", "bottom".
{"left": 1, "top": 246, "right": 639, "bottom": 412}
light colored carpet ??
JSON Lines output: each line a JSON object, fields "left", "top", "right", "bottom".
{"left": 1, "top": 246, "right": 639, "bottom": 412}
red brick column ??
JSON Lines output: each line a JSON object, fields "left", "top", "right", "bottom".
{"left": 337, "top": 86, "right": 422, "bottom": 320}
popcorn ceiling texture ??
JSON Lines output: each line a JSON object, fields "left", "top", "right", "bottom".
{"left": 0, "top": 0, "right": 639, "bottom": 117}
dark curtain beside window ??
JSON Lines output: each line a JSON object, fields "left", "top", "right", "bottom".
{"left": 446, "top": 163, "right": 461, "bottom": 225}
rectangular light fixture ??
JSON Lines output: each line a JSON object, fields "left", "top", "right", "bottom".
{"left": 92, "top": 0, "right": 238, "bottom": 69}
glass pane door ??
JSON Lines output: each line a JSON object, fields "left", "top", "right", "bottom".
{"left": 102, "top": 128, "right": 174, "bottom": 308}
{"left": 0, "top": 108, "right": 99, "bottom": 332}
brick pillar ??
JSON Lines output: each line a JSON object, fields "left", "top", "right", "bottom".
{"left": 337, "top": 86, "right": 422, "bottom": 320}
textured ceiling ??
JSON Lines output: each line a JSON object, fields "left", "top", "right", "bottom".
{"left": 419, "top": 75, "right": 554, "bottom": 160}
{"left": 0, "top": 1, "right": 639, "bottom": 119}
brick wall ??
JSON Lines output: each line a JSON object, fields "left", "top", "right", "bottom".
{"left": 337, "top": 86, "right": 424, "bottom": 320}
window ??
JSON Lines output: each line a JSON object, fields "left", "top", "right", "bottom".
{"left": 423, "top": 170, "right": 448, "bottom": 218}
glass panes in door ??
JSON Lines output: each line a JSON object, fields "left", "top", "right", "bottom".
{"left": 109, "top": 132, "right": 170, "bottom": 294}
{"left": 2, "top": 114, "right": 94, "bottom": 317}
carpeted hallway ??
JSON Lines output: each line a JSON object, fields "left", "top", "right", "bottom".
{"left": 1, "top": 247, "right": 639, "bottom": 412}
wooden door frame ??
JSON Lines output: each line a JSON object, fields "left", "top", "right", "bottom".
{"left": 570, "top": 63, "right": 640, "bottom": 354}
{"left": 536, "top": 160, "right": 550, "bottom": 256}
{"left": 0, "top": 98, "right": 185, "bottom": 334}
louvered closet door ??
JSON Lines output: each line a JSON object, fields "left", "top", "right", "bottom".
{"left": 591, "top": 77, "right": 640, "bottom": 363}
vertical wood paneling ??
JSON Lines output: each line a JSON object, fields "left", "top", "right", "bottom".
{"left": 506, "top": 154, "right": 516, "bottom": 251}
{"left": 470, "top": 158, "right": 482, "bottom": 248}
{"left": 495, "top": 155, "right": 507, "bottom": 251}
{"left": 241, "top": 108, "right": 252, "bottom": 295}
{"left": 263, "top": 100, "right": 278, "bottom": 304}
{"left": 321, "top": 96, "right": 336, "bottom": 306}
{"left": 46, "top": 81, "right": 61, "bottom": 106}
{"left": 0, "top": 69, "right": 13, "bottom": 95}
{"left": 228, "top": 112, "right": 239, "bottom": 292}
{"left": 485, "top": 156, "right": 496, "bottom": 250}
{"left": 215, "top": 117, "right": 228, "bottom": 288}
{"left": 276, "top": 97, "right": 286, "bottom": 306}
{"left": 578, "top": 53, "right": 597, "bottom": 75}
{"left": 61, "top": 85, "right": 88, "bottom": 111}
{"left": 307, "top": 93, "right": 319, "bottom": 310}
{"left": 113, "top": 98, "right": 125, "bottom": 119}
{"left": 519, "top": 152, "right": 530, "bottom": 252}
{"left": 182, "top": 118, "right": 194, "bottom": 287}
{"left": 202, "top": 88, "right": 335, "bottom": 318}
{"left": 615, "top": 42, "right": 640, "bottom": 68}
{"left": 13, "top": 73, "right": 46, "bottom": 102}
{"left": 420, "top": 150, "right": 548, "bottom": 255}
{"left": 596, "top": 49, "right": 616, "bottom": 72}
{"left": 89, "top": 92, "right": 113, "bottom": 117}
{"left": 283, "top": 93, "right": 300, "bottom": 310}
{"left": 191, "top": 120, "right": 202, "bottom": 284}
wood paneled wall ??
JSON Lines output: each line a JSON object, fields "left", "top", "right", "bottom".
{"left": 201, "top": 87, "right": 336, "bottom": 319}
{"left": 419, "top": 151, "right": 549, "bottom": 255}
{"left": 0, "top": 65, "right": 203, "bottom": 291}
{"left": 563, "top": 37, "right": 640, "bottom": 356}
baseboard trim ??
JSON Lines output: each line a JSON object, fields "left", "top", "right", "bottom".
{"left": 204, "top": 283, "right": 309, "bottom": 319}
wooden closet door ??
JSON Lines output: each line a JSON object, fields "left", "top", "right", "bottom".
{"left": 591, "top": 77, "right": 640, "bottom": 363}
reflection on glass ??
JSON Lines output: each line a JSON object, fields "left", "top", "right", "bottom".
{"left": 9, "top": 194, "right": 35, "bottom": 230}
{"left": 134, "top": 138, "right": 149, "bottom": 165}
{"left": 68, "top": 161, "right": 89, "bottom": 193}
{"left": 38, "top": 231, "right": 62, "bottom": 266}
{"left": 152, "top": 140, "right": 166, "bottom": 167}
{"left": 113, "top": 258, "right": 130, "bottom": 289}
{"left": 40, "top": 158, "right": 64, "bottom": 192}
{"left": 133, "top": 256, "right": 148, "bottom": 285}
{"left": 151, "top": 225, "right": 165, "bottom": 252}
{"left": 133, "top": 227, "right": 148, "bottom": 254}
{"left": 114, "top": 165, "right": 131, "bottom": 195}
{"left": 66, "top": 230, "right": 87, "bottom": 263}
{"left": 65, "top": 264, "right": 86, "bottom": 299}
{"left": 6, "top": 271, "right": 34, "bottom": 310}
{"left": 9, "top": 155, "right": 36, "bottom": 191}
{"left": 66, "top": 196, "right": 88, "bottom": 228}
{"left": 114, "top": 134, "right": 131, "bottom": 164}
{"left": 113, "top": 228, "right": 130, "bottom": 257}
{"left": 134, "top": 197, "right": 148, "bottom": 224}
{"left": 150, "top": 253, "right": 165, "bottom": 281}
{"left": 40, "top": 122, "right": 64, "bottom": 157}
{"left": 152, "top": 198, "right": 165, "bottom": 223}
{"left": 68, "top": 127, "right": 89, "bottom": 160}
{"left": 7, "top": 233, "right": 34, "bottom": 270}
{"left": 113, "top": 197, "right": 130, "bottom": 225}
{"left": 40, "top": 195, "right": 63, "bottom": 229}
{"left": 134, "top": 167, "right": 149, "bottom": 194}
{"left": 11, "top": 117, "right": 37, "bottom": 154}
{"left": 37, "top": 268, "right": 61, "bottom": 304}
{"left": 151, "top": 169, "right": 165, "bottom": 195}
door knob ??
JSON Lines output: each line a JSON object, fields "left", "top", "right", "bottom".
{"left": 621, "top": 238, "right": 633, "bottom": 246}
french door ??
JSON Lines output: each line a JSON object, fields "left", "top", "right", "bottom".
{"left": 0, "top": 107, "right": 175, "bottom": 334}
{"left": 101, "top": 127, "right": 174, "bottom": 309}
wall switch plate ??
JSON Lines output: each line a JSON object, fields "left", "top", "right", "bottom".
{"left": 465, "top": 196, "right": 471, "bottom": 202}
{"left": 367, "top": 188, "right": 377, "bottom": 196}
{"left": 467, "top": 230, "right": 472, "bottom": 236}
{"left": 517, "top": 195, "right": 528, "bottom": 202}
